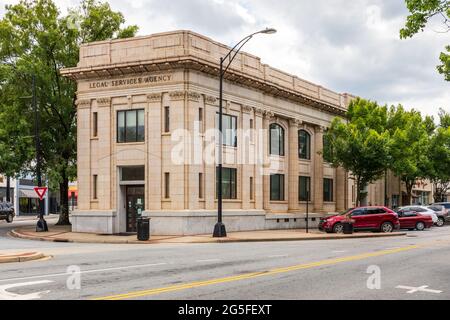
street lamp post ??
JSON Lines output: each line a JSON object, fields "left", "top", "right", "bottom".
{"left": 213, "top": 28, "right": 277, "bottom": 238}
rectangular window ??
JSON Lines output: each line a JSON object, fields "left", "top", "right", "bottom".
{"left": 323, "top": 178, "right": 334, "bottom": 202}
{"left": 270, "top": 174, "right": 285, "bottom": 201}
{"left": 216, "top": 167, "right": 237, "bottom": 199}
{"left": 164, "top": 106, "right": 170, "bottom": 133}
{"left": 250, "top": 119, "right": 254, "bottom": 141}
{"left": 164, "top": 172, "right": 170, "bottom": 199}
{"left": 199, "top": 173, "right": 203, "bottom": 199}
{"left": 250, "top": 177, "right": 254, "bottom": 200}
{"left": 93, "top": 175, "right": 98, "bottom": 200}
{"left": 121, "top": 166, "right": 145, "bottom": 181}
{"left": 93, "top": 112, "right": 98, "bottom": 137}
{"left": 117, "top": 109, "right": 145, "bottom": 143}
{"left": 198, "top": 108, "right": 204, "bottom": 133}
{"left": 216, "top": 113, "right": 237, "bottom": 147}
{"left": 299, "top": 176, "right": 311, "bottom": 201}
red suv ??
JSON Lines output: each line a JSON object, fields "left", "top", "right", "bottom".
{"left": 319, "top": 206, "right": 400, "bottom": 233}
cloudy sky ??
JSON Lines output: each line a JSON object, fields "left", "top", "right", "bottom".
{"left": 1, "top": 0, "right": 449, "bottom": 117}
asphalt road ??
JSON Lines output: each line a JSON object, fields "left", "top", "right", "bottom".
{"left": 1, "top": 218, "right": 450, "bottom": 300}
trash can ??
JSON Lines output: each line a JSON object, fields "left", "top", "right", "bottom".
{"left": 342, "top": 221, "right": 353, "bottom": 234}
{"left": 137, "top": 217, "right": 150, "bottom": 241}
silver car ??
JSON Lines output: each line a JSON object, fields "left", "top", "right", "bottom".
{"left": 398, "top": 206, "right": 438, "bottom": 225}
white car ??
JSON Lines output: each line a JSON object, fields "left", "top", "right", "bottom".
{"left": 398, "top": 206, "right": 438, "bottom": 224}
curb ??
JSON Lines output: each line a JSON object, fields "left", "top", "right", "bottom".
{"left": 0, "top": 252, "right": 45, "bottom": 264}
{"left": 10, "top": 229, "right": 407, "bottom": 245}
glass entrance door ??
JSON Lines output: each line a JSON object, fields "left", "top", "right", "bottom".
{"left": 126, "top": 185, "right": 145, "bottom": 232}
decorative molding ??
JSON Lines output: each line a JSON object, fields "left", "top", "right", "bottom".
{"left": 254, "top": 108, "right": 265, "bottom": 117}
{"left": 289, "top": 118, "right": 302, "bottom": 127}
{"left": 169, "top": 91, "right": 185, "bottom": 101}
{"left": 314, "top": 125, "right": 326, "bottom": 133}
{"left": 147, "top": 93, "right": 162, "bottom": 103}
{"left": 242, "top": 105, "right": 253, "bottom": 114}
{"left": 264, "top": 110, "right": 276, "bottom": 121}
{"left": 187, "top": 91, "right": 201, "bottom": 102}
{"left": 96, "top": 97, "right": 111, "bottom": 107}
{"left": 76, "top": 99, "right": 91, "bottom": 108}
{"left": 204, "top": 95, "right": 217, "bottom": 105}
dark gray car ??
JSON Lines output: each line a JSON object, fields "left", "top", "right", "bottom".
{"left": 0, "top": 202, "right": 15, "bottom": 223}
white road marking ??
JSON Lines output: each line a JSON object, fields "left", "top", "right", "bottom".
{"left": 0, "top": 280, "right": 53, "bottom": 300}
{"left": 396, "top": 285, "right": 442, "bottom": 294}
{"left": 195, "top": 259, "right": 222, "bottom": 263}
{"left": 0, "top": 262, "right": 167, "bottom": 283}
{"left": 268, "top": 254, "right": 289, "bottom": 258}
{"left": 332, "top": 250, "right": 347, "bottom": 253}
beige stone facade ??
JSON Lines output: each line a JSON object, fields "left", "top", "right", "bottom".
{"left": 62, "top": 30, "right": 359, "bottom": 235}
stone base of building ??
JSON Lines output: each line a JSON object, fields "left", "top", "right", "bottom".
{"left": 70, "top": 210, "right": 329, "bottom": 235}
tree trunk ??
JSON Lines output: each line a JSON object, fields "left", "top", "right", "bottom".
{"left": 405, "top": 180, "right": 414, "bottom": 205}
{"left": 355, "top": 177, "right": 361, "bottom": 207}
{"left": 56, "top": 171, "right": 71, "bottom": 226}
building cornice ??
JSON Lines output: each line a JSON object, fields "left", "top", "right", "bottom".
{"left": 61, "top": 31, "right": 355, "bottom": 116}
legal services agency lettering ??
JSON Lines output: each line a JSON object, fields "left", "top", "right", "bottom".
{"left": 89, "top": 74, "right": 173, "bottom": 89}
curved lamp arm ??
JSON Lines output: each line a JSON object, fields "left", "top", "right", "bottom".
{"left": 221, "top": 28, "right": 276, "bottom": 76}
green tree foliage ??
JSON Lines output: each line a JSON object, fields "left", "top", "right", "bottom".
{"left": 400, "top": 0, "right": 450, "bottom": 80}
{"left": 0, "top": 0, "right": 138, "bottom": 224}
{"left": 428, "top": 109, "right": 450, "bottom": 202}
{"left": 324, "top": 98, "right": 390, "bottom": 206}
{"left": 387, "top": 105, "right": 431, "bottom": 205}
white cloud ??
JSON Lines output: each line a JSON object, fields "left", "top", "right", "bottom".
{"left": 0, "top": 0, "right": 448, "bottom": 117}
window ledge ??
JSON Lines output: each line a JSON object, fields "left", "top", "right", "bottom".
{"left": 162, "top": 132, "right": 171, "bottom": 136}
{"left": 116, "top": 141, "right": 145, "bottom": 146}
{"left": 270, "top": 200, "right": 288, "bottom": 204}
{"left": 91, "top": 136, "right": 99, "bottom": 141}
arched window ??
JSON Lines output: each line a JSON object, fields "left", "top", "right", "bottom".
{"left": 270, "top": 123, "right": 285, "bottom": 156}
{"left": 298, "top": 130, "right": 311, "bottom": 159}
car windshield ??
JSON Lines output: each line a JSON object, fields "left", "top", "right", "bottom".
{"left": 428, "top": 206, "right": 442, "bottom": 211}
{"left": 338, "top": 208, "right": 354, "bottom": 215}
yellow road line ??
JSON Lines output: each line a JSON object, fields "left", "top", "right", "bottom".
{"left": 94, "top": 244, "right": 420, "bottom": 300}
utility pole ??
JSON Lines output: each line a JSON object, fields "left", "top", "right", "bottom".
{"left": 33, "top": 74, "right": 48, "bottom": 232}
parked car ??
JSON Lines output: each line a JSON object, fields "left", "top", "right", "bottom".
{"left": 319, "top": 206, "right": 400, "bottom": 234}
{"left": 397, "top": 206, "right": 438, "bottom": 225}
{"left": 0, "top": 202, "right": 15, "bottom": 223}
{"left": 397, "top": 209, "right": 433, "bottom": 231}
{"left": 427, "top": 204, "right": 449, "bottom": 226}
{"left": 433, "top": 202, "right": 450, "bottom": 219}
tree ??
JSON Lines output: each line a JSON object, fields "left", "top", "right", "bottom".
{"left": 0, "top": 0, "right": 138, "bottom": 225}
{"left": 324, "top": 98, "right": 390, "bottom": 206}
{"left": 386, "top": 105, "right": 432, "bottom": 205}
{"left": 400, "top": 0, "right": 450, "bottom": 80}
{"left": 428, "top": 109, "right": 450, "bottom": 202}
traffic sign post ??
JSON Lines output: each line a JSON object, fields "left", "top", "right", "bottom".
{"left": 34, "top": 187, "right": 48, "bottom": 232}
{"left": 34, "top": 187, "right": 48, "bottom": 201}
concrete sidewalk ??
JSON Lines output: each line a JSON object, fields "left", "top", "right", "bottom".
{"left": 10, "top": 224, "right": 407, "bottom": 244}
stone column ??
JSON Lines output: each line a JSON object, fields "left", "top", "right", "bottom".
{"left": 254, "top": 108, "right": 265, "bottom": 210}
{"left": 76, "top": 99, "right": 91, "bottom": 210}
{"left": 288, "top": 118, "right": 301, "bottom": 211}
{"left": 263, "top": 111, "right": 274, "bottom": 211}
{"left": 314, "top": 126, "right": 324, "bottom": 213}
{"left": 96, "top": 97, "right": 112, "bottom": 211}
{"left": 147, "top": 93, "right": 162, "bottom": 210}
{"left": 204, "top": 95, "right": 218, "bottom": 210}
{"left": 335, "top": 166, "right": 347, "bottom": 211}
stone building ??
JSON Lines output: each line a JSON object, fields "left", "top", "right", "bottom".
{"left": 62, "top": 30, "right": 359, "bottom": 235}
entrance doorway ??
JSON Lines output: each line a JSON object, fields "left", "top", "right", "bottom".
{"left": 126, "top": 185, "right": 145, "bottom": 232}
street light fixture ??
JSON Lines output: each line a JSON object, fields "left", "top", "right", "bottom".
{"left": 213, "top": 28, "right": 277, "bottom": 238}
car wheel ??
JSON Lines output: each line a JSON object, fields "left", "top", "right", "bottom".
{"left": 333, "top": 223, "right": 344, "bottom": 234}
{"left": 436, "top": 217, "right": 445, "bottom": 227}
{"left": 6, "top": 214, "right": 13, "bottom": 223}
{"left": 415, "top": 221, "right": 426, "bottom": 231}
{"left": 380, "top": 222, "right": 393, "bottom": 233}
